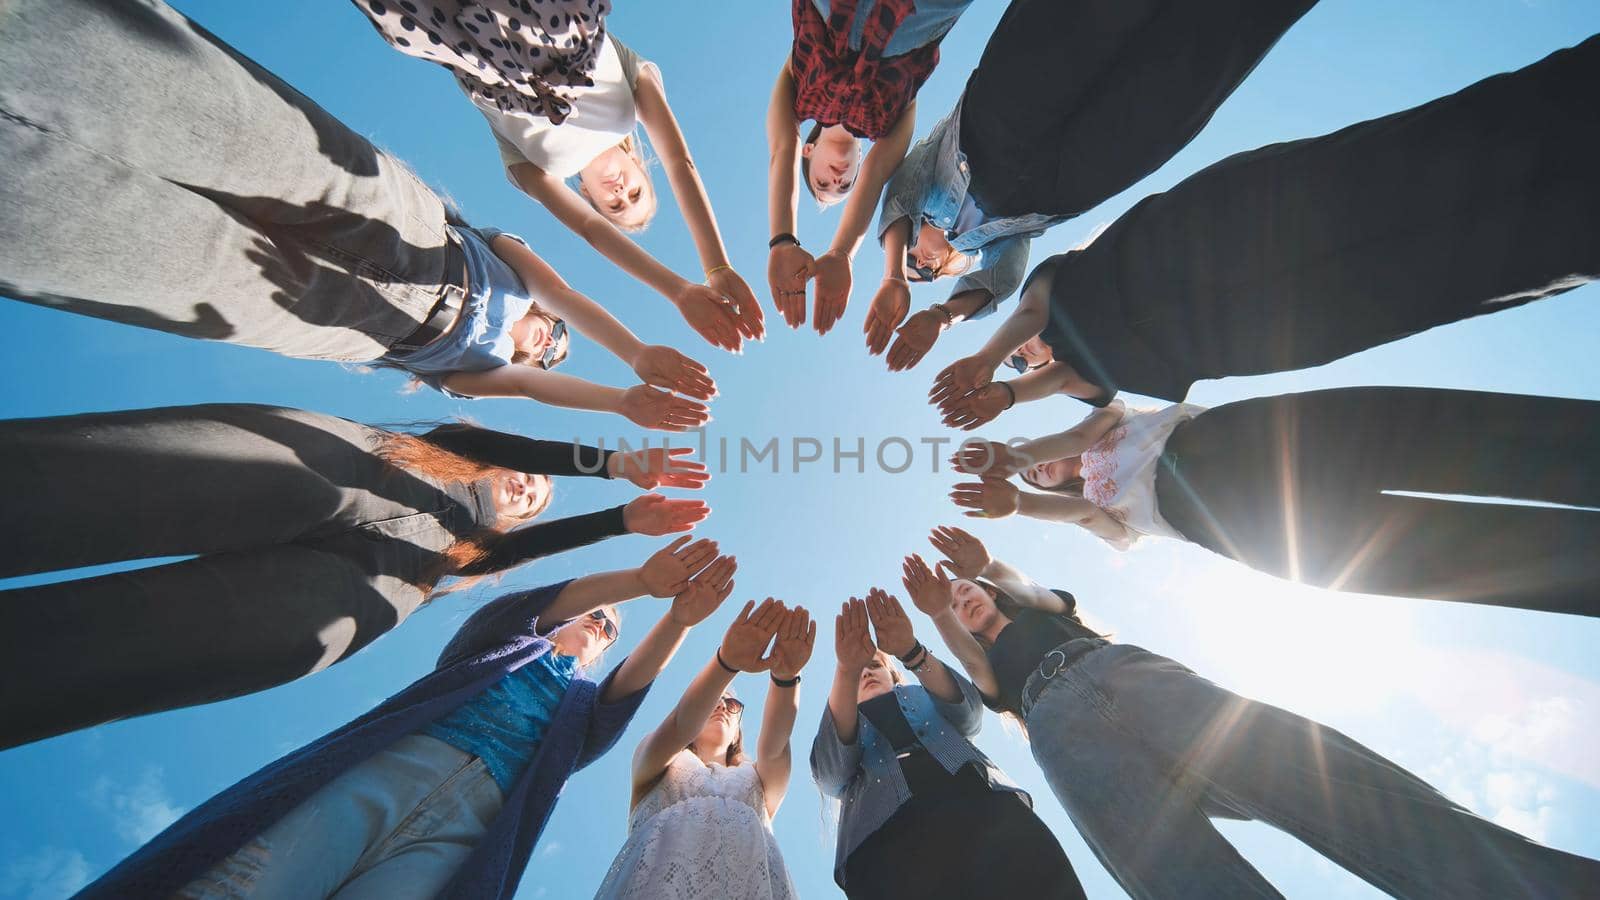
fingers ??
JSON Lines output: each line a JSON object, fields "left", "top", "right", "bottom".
{"left": 731, "top": 598, "right": 756, "bottom": 627}
{"left": 934, "top": 560, "right": 958, "bottom": 582}
{"left": 682, "top": 541, "right": 720, "bottom": 574}
{"left": 673, "top": 535, "right": 713, "bottom": 560}
{"left": 661, "top": 534, "right": 692, "bottom": 555}
{"left": 950, "top": 482, "right": 990, "bottom": 511}
{"left": 751, "top": 597, "right": 785, "bottom": 632}
{"left": 864, "top": 314, "right": 892, "bottom": 356}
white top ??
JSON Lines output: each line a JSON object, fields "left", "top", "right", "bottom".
{"left": 479, "top": 36, "right": 655, "bottom": 178}
{"left": 1078, "top": 403, "right": 1204, "bottom": 549}
{"left": 593, "top": 751, "right": 797, "bottom": 900}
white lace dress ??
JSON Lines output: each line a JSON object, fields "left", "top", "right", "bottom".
{"left": 593, "top": 751, "right": 797, "bottom": 900}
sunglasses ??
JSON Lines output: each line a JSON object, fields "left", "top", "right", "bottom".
{"left": 586, "top": 609, "right": 619, "bottom": 642}
{"left": 537, "top": 320, "right": 568, "bottom": 370}
{"left": 716, "top": 696, "right": 746, "bottom": 717}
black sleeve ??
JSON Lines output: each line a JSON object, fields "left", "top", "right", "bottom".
{"left": 459, "top": 504, "right": 630, "bottom": 576}
{"left": 420, "top": 424, "right": 615, "bottom": 478}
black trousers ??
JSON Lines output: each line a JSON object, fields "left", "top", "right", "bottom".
{"left": 842, "top": 763, "right": 1086, "bottom": 899}
{"left": 0, "top": 404, "right": 481, "bottom": 749}
{"left": 960, "top": 0, "right": 1316, "bottom": 219}
{"left": 1155, "top": 388, "right": 1600, "bottom": 616}
{"left": 1040, "top": 34, "right": 1600, "bottom": 402}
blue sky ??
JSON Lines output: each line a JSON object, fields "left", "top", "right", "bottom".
{"left": 2, "top": 1, "right": 1599, "bottom": 898}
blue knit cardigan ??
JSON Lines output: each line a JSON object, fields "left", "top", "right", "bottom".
{"left": 79, "top": 579, "right": 650, "bottom": 899}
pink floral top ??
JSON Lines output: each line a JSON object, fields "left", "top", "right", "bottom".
{"left": 1077, "top": 403, "right": 1203, "bottom": 549}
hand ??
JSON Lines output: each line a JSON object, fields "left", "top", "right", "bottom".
{"left": 610, "top": 447, "right": 711, "bottom": 491}
{"left": 720, "top": 598, "right": 786, "bottom": 672}
{"left": 631, "top": 345, "right": 717, "bottom": 401}
{"left": 707, "top": 266, "right": 766, "bottom": 342}
{"left": 619, "top": 384, "right": 711, "bottom": 432}
{"left": 669, "top": 555, "right": 737, "bottom": 627}
{"left": 886, "top": 308, "right": 945, "bottom": 372}
{"left": 623, "top": 493, "right": 710, "bottom": 535}
{"left": 833, "top": 597, "right": 877, "bottom": 672}
{"left": 928, "top": 525, "right": 991, "bottom": 580}
{"left": 811, "top": 249, "right": 852, "bottom": 335}
{"left": 949, "top": 440, "right": 1028, "bottom": 478}
{"left": 673, "top": 282, "right": 744, "bottom": 353}
{"left": 769, "top": 605, "right": 817, "bottom": 680}
{"left": 929, "top": 354, "right": 993, "bottom": 407}
{"left": 640, "top": 536, "right": 720, "bottom": 598}
{"left": 939, "top": 383, "right": 1010, "bottom": 431}
{"left": 862, "top": 278, "right": 910, "bottom": 356}
{"left": 864, "top": 588, "right": 916, "bottom": 658}
{"left": 900, "top": 553, "right": 954, "bottom": 617}
{"left": 766, "top": 242, "right": 815, "bottom": 330}
{"left": 950, "top": 478, "right": 1021, "bottom": 519}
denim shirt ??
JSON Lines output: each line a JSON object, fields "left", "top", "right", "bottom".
{"left": 878, "top": 97, "right": 1066, "bottom": 315}
{"left": 809, "top": 675, "right": 1029, "bottom": 886}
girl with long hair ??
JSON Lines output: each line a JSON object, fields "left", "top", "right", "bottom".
{"left": 594, "top": 599, "right": 815, "bottom": 899}
{"left": 812, "top": 589, "right": 1084, "bottom": 899}
{"left": 931, "top": 34, "right": 1600, "bottom": 410}
{"left": 0, "top": 0, "right": 713, "bottom": 430}
{"left": 350, "top": 1, "right": 766, "bottom": 353}
{"left": 766, "top": 0, "right": 979, "bottom": 334}
{"left": 902, "top": 529, "right": 1600, "bottom": 899}
{"left": 864, "top": 0, "right": 1316, "bottom": 371}
{"left": 81, "top": 540, "right": 738, "bottom": 900}
{"left": 948, "top": 386, "right": 1600, "bottom": 617}
{"left": 0, "top": 403, "right": 712, "bottom": 750}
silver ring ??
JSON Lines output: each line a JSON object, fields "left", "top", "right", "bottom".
{"left": 1038, "top": 649, "right": 1069, "bottom": 679}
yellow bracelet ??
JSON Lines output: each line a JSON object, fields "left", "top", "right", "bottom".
{"left": 704, "top": 264, "right": 732, "bottom": 280}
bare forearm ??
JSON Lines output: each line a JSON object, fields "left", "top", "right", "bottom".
{"left": 881, "top": 218, "right": 911, "bottom": 278}
{"left": 976, "top": 289, "right": 1048, "bottom": 367}
{"left": 940, "top": 289, "right": 991, "bottom": 324}
{"left": 543, "top": 568, "right": 649, "bottom": 623}
{"left": 929, "top": 611, "right": 999, "bottom": 699}
{"left": 444, "top": 367, "right": 625, "bottom": 414}
{"left": 766, "top": 64, "right": 801, "bottom": 239}
{"left": 825, "top": 663, "right": 863, "bottom": 745}
{"left": 1012, "top": 363, "right": 1075, "bottom": 403}
{"left": 665, "top": 656, "right": 738, "bottom": 745}
{"left": 544, "top": 287, "right": 646, "bottom": 363}
{"left": 1017, "top": 491, "right": 1129, "bottom": 543}
{"left": 980, "top": 557, "right": 1063, "bottom": 611}
{"left": 832, "top": 109, "right": 913, "bottom": 256}
{"left": 757, "top": 681, "right": 801, "bottom": 762}
{"left": 604, "top": 616, "right": 690, "bottom": 703}
{"left": 912, "top": 654, "right": 962, "bottom": 705}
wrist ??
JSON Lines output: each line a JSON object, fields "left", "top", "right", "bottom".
{"left": 999, "top": 381, "right": 1018, "bottom": 410}
{"left": 929, "top": 304, "right": 955, "bottom": 329}
{"left": 605, "top": 453, "right": 624, "bottom": 478}
{"left": 771, "top": 672, "right": 801, "bottom": 688}
{"left": 768, "top": 232, "right": 800, "bottom": 249}
{"left": 836, "top": 660, "right": 866, "bottom": 677}
{"left": 715, "top": 647, "right": 740, "bottom": 674}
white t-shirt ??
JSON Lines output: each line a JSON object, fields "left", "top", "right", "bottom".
{"left": 1078, "top": 403, "right": 1204, "bottom": 549}
{"left": 478, "top": 35, "right": 655, "bottom": 177}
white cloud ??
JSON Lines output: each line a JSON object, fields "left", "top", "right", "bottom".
{"left": 0, "top": 847, "right": 92, "bottom": 900}
{"left": 539, "top": 841, "right": 563, "bottom": 857}
{"left": 86, "top": 767, "right": 185, "bottom": 846}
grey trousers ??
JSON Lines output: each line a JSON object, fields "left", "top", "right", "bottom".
{"left": 0, "top": 404, "right": 483, "bottom": 749}
{"left": 0, "top": 0, "right": 454, "bottom": 361}
{"left": 1027, "top": 642, "right": 1600, "bottom": 899}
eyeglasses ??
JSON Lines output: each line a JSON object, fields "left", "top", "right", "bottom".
{"left": 587, "top": 609, "right": 618, "bottom": 642}
{"left": 716, "top": 696, "right": 745, "bottom": 717}
{"left": 537, "top": 320, "right": 568, "bottom": 370}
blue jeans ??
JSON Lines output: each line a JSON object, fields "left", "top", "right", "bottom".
{"left": 179, "top": 735, "right": 504, "bottom": 899}
{"left": 1025, "top": 642, "right": 1600, "bottom": 899}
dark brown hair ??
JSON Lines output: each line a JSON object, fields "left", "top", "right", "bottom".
{"left": 798, "top": 122, "right": 825, "bottom": 202}
{"left": 687, "top": 694, "right": 747, "bottom": 766}
{"left": 1020, "top": 462, "right": 1086, "bottom": 498}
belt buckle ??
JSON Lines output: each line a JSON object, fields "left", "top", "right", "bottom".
{"left": 1039, "top": 648, "right": 1069, "bottom": 680}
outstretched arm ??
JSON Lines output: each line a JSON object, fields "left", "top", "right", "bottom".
{"left": 441, "top": 367, "right": 710, "bottom": 433}
{"left": 755, "top": 606, "right": 815, "bottom": 817}
{"left": 827, "top": 100, "right": 916, "bottom": 261}
{"left": 637, "top": 68, "right": 764, "bottom": 342}
{"left": 901, "top": 554, "right": 1000, "bottom": 700}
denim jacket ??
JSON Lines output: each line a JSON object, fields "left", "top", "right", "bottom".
{"left": 809, "top": 674, "right": 1029, "bottom": 887}
{"left": 877, "top": 97, "right": 1065, "bottom": 316}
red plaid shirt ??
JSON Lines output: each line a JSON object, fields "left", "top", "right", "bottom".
{"left": 790, "top": 0, "right": 941, "bottom": 139}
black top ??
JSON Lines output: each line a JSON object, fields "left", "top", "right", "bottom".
{"left": 858, "top": 694, "right": 919, "bottom": 754}
{"left": 421, "top": 424, "right": 615, "bottom": 478}
{"left": 462, "top": 504, "right": 629, "bottom": 576}
{"left": 984, "top": 596, "right": 1100, "bottom": 716}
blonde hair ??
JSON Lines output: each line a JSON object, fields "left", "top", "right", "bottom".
{"left": 581, "top": 132, "right": 658, "bottom": 232}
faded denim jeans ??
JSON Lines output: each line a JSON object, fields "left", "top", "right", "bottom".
{"left": 180, "top": 734, "right": 504, "bottom": 899}
{"left": 1025, "top": 641, "right": 1600, "bottom": 899}
{"left": 0, "top": 0, "right": 454, "bottom": 361}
